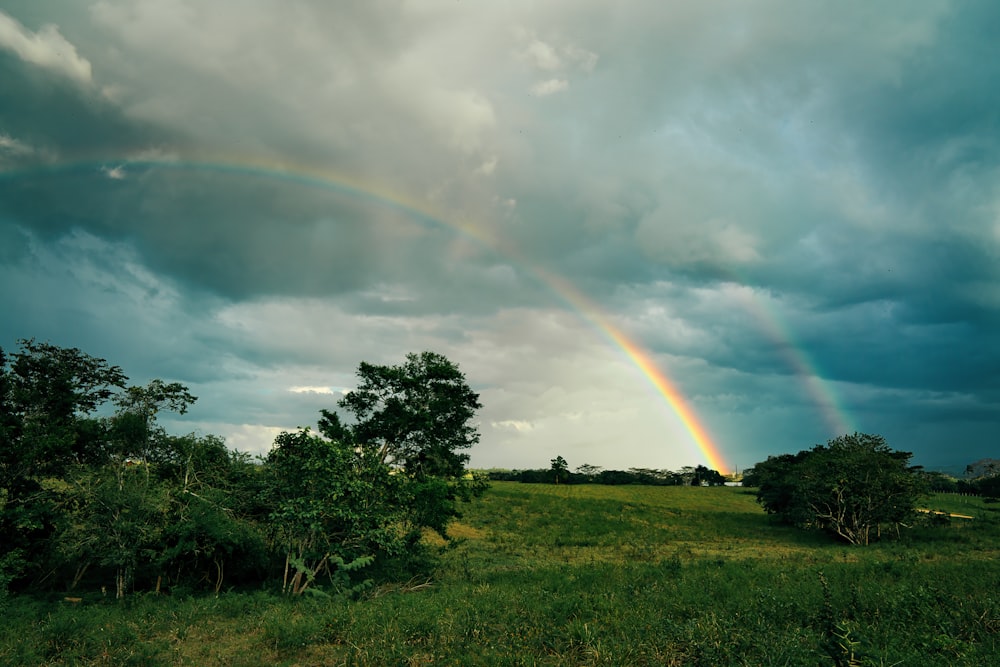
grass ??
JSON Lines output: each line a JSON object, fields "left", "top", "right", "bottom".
{"left": 3, "top": 483, "right": 999, "bottom": 665}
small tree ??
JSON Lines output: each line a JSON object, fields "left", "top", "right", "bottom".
{"left": 550, "top": 456, "right": 569, "bottom": 484}
{"left": 754, "top": 433, "right": 928, "bottom": 545}
{"left": 263, "top": 428, "right": 403, "bottom": 595}
{"left": 317, "top": 352, "right": 487, "bottom": 546}
{"left": 690, "top": 464, "right": 726, "bottom": 486}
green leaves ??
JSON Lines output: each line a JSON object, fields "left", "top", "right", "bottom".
{"left": 264, "top": 428, "right": 408, "bottom": 593}
{"left": 550, "top": 456, "right": 569, "bottom": 484}
{"left": 335, "top": 352, "right": 482, "bottom": 479}
{"left": 0, "top": 343, "right": 489, "bottom": 597}
{"left": 753, "top": 433, "right": 928, "bottom": 545}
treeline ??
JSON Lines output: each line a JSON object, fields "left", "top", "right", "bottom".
{"left": 487, "top": 463, "right": 728, "bottom": 486}
{"left": 922, "top": 470, "right": 1000, "bottom": 498}
{"left": 1, "top": 341, "right": 485, "bottom": 599}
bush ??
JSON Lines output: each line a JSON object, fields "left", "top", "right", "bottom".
{"left": 753, "top": 433, "right": 928, "bottom": 544}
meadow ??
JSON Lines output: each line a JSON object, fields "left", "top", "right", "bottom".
{"left": 2, "top": 482, "right": 999, "bottom": 665}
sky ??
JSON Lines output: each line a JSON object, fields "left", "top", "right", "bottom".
{"left": 1, "top": 1, "right": 997, "bottom": 474}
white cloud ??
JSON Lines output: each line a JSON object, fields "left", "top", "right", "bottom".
{"left": 180, "top": 422, "right": 286, "bottom": 457}
{"left": 3, "top": 1, "right": 997, "bottom": 471}
{"left": 516, "top": 29, "right": 596, "bottom": 98}
{"left": 564, "top": 44, "right": 598, "bottom": 73}
{"left": 0, "top": 11, "right": 92, "bottom": 83}
{"left": 475, "top": 156, "right": 499, "bottom": 175}
{"left": 101, "top": 165, "right": 127, "bottom": 180}
{"left": 288, "top": 386, "right": 336, "bottom": 395}
{"left": 0, "top": 133, "right": 33, "bottom": 156}
{"left": 531, "top": 78, "right": 569, "bottom": 96}
{"left": 422, "top": 88, "right": 496, "bottom": 154}
{"left": 636, "top": 208, "right": 762, "bottom": 268}
{"left": 520, "top": 36, "right": 562, "bottom": 71}
{"left": 491, "top": 419, "right": 534, "bottom": 432}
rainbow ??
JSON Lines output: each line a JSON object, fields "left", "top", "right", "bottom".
{"left": 1, "top": 155, "right": 729, "bottom": 472}
{"left": 727, "top": 283, "right": 857, "bottom": 439}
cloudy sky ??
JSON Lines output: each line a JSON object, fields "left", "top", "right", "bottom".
{"left": 1, "top": 1, "right": 997, "bottom": 473}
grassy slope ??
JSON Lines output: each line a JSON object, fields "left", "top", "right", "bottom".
{"left": 3, "top": 483, "right": 999, "bottom": 665}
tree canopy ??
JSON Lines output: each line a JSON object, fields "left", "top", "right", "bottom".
{"left": 1, "top": 341, "right": 487, "bottom": 599}
{"left": 321, "top": 351, "right": 482, "bottom": 479}
{"left": 550, "top": 456, "right": 569, "bottom": 484}
{"left": 751, "top": 433, "right": 928, "bottom": 545}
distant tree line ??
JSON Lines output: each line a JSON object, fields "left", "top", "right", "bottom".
{"left": 488, "top": 461, "right": 727, "bottom": 486}
{"left": 0, "top": 341, "right": 485, "bottom": 599}
{"left": 920, "top": 460, "right": 1000, "bottom": 498}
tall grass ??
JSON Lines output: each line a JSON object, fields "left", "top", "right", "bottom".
{"left": 3, "top": 482, "right": 998, "bottom": 665}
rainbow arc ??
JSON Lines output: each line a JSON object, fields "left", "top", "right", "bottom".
{"left": 3, "top": 156, "right": 745, "bottom": 473}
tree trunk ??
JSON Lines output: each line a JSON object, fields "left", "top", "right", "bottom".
{"left": 214, "top": 559, "right": 224, "bottom": 595}
{"left": 70, "top": 562, "right": 90, "bottom": 591}
{"left": 282, "top": 552, "right": 291, "bottom": 595}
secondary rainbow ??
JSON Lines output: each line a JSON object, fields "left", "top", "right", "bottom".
{"left": 719, "top": 280, "right": 857, "bottom": 440}
{"left": 743, "top": 293, "right": 856, "bottom": 438}
{"left": 1, "top": 156, "right": 730, "bottom": 473}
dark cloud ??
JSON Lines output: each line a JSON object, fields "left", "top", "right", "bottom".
{"left": 1, "top": 2, "right": 998, "bottom": 470}
{"left": 0, "top": 52, "right": 172, "bottom": 160}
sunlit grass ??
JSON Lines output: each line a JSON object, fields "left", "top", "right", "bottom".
{"left": 3, "top": 483, "right": 999, "bottom": 665}
{"left": 449, "top": 482, "right": 833, "bottom": 568}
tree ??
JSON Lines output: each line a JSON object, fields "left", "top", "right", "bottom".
{"left": 754, "top": 433, "right": 928, "bottom": 545}
{"left": 1, "top": 339, "right": 127, "bottom": 482}
{"left": 965, "top": 458, "right": 1000, "bottom": 480}
{"left": 550, "top": 456, "right": 569, "bottom": 484}
{"left": 0, "top": 340, "right": 127, "bottom": 589}
{"left": 0, "top": 341, "right": 491, "bottom": 596}
{"left": 153, "top": 434, "right": 267, "bottom": 594}
{"left": 59, "top": 457, "right": 171, "bottom": 598}
{"left": 110, "top": 380, "right": 197, "bottom": 462}
{"left": 325, "top": 352, "right": 482, "bottom": 479}
{"left": 690, "top": 464, "right": 726, "bottom": 487}
{"left": 263, "top": 428, "right": 403, "bottom": 595}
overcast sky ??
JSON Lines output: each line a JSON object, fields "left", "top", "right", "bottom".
{"left": 1, "top": 1, "right": 997, "bottom": 473}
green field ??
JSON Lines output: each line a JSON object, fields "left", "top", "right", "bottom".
{"left": 3, "top": 482, "right": 999, "bottom": 665}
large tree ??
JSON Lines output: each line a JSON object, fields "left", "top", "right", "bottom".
{"left": 1, "top": 339, "right": 127, "bottom": 482}
{"left": 753, "top": 433, "right": 928, "bottom": 545}
{"left": 322, "top": 352, "right": 482, "bottom": 479}
{"left": 1, "top": 340, "right": 128, "bottom": 589}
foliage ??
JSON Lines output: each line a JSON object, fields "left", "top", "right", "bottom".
{"left": 1, "top": 339, "right": 127, "bottom": 478}
{"left": 549, "top": 455, "right": 569, "bottom": 484}
{"left": 1, "top": 340, "right": 488, "bottom": 599}
{"left": 263, "top": 428, "right": 407, "bottom": 595}
{"left": 3, "top": 483, "right": 999, "bottom": 665}
{"left": 922, "top": 470, "right": 960, "bottom": 493}
{"left": 753, "top": 433, "right": 929, "bottom": 545}
{"left": 488, "top": 464, "right": 726, "bottom": 487}
{"left": 965, "top": 458, "right": 1000, "bottom": 480}
{"left": 314, "top": 351, "right": 488, "bottom": 554}
{"left": 324, "top": 351, "right": 482, "bottom": 479}
{"left": 957, "top": 459, "right": 1000, "bottom": 499}
{"left": 688, "top": 464, "right": 726, "bottom": 486}
{"left": 1, "top": 340, "right": 128, "bottom": 590}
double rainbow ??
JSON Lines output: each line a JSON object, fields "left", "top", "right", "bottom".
{"left": 3, "top": 156, "right": 747, "bottom": 473}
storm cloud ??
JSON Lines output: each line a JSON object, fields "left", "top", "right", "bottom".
{"left": 1, "top": 1, "right": 997, "bottom": 471}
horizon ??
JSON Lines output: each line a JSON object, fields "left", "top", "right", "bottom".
{"left": 1, "top": 1, "right": 997, "bottom": 472}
